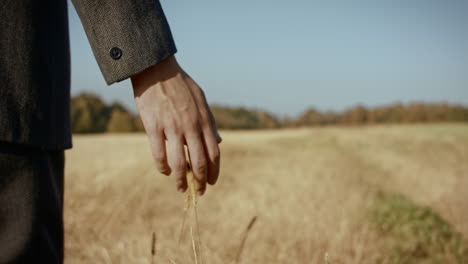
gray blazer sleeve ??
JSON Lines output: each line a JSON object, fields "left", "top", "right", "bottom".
{"left": 71, "top": 0, "right": 177, "bottom": 85}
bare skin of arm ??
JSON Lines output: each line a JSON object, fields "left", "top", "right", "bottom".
{"left": 130, "top": 56, "right": 221, "bottom": 195}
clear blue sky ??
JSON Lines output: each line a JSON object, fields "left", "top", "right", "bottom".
{"left": 68, "top": 0, "right": 468, "bottom": 116}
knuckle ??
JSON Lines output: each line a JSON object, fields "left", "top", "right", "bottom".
{"left": 185, "top": 116, "right": 201, "bottom": 131}
{"left": 168, "top": 125, "right": 182, "bottom": 137}
{"left": 193, "top": 160, "right": 207, "bottom": 176}
{"left": 173, "top": 160, "right": 187, "bottom": 174}
{"left": 199, "top": 110, "right": 210, "bottom": 123}
{"left": 165, "top": 121, "right": 181, "bottom": 135}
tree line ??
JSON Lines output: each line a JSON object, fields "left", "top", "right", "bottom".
{"left": 71, "top": 93, "right": 468, "bottom": 133}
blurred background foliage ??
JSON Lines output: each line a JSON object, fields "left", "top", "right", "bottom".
{"left": 71, "top": 93, "right": 468, "bottom": 133}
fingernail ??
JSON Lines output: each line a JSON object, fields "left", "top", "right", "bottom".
{"left": 178, "top": 187, "right": 185, "bottom": 193}
{"left": 197, "top": 190, "right": 204, "bottom": 196}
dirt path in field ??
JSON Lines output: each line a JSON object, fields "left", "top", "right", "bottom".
{"left": 318, "top": 125, "right": 468, "bottom": 237}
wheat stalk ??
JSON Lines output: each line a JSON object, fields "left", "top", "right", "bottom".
{"left": 325, "top": 252, "right": 330, "bottom": 264}
{"left": 167, "top": 257, "right": 178, "bottom": 264}
{"left": 190, "top": 226, "right": 199, "bottom": 264}
{"left": 177, "top": 162, "right": 203, "bottom": 264}
{"left": 235, "top": 216, "right": 258, "bottom": 263}
{"left": 178, "top": 189, "right": 190, "bottom": 246}
{"left": 150, "top": 232, "right": 156, "bottom": 264}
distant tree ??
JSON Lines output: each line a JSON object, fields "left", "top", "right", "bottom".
{"left": 342, "top": 105, "right": 368, "bottom": 125}
{"left": 71, "top": 92, "right": 468, "bottom": 133}
{"left": 293, "top": 108, "right": 326, "bottom": 126}
{"left": 133, "top": 116, "right": 145, "bottom": 131}
{"left": 404, "top": 103, "right": 428, "bottom": 122}
{"left": 446, "top": 105, "right": 468, "bottom": 122}
{"left": 426, "top": 104, "right": 449, "bottom": 122}
{"left": 71, "top": 93, "right": 111, "bottom": 133}
{"left": 106, "top": 105, "right": 138, "bottom": 132}
{"left": 368, "top": 104, "right": 404, "bottom": 123}
{"left": 211, "top": 105, "right": 278, "bottom": 129}
{"left": 71, "top": 93, "right": 141, "bottom": 133}
{"left": 253, "top": 110, "right": 282, "bottom": 129}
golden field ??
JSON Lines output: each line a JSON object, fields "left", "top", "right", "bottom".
{"left": 64, "top": 124, "right": 468, "bottom": 264}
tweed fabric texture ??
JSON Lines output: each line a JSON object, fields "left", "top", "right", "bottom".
{"left": 0, "top": 0, "right": 72, "bottom": 150}
{"left": 72, "top": 0, "right": 178, "bottom": 84}
{"left": 0, "top": 0, "right": 176, "bottom": 149}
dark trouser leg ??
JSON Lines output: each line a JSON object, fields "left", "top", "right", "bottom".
{"left": 0, "top": 142, "right": 64, "bottom": 264}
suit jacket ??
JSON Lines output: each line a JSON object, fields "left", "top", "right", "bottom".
{"left": 0, "top": 0, "right": 177, "bottom": 150}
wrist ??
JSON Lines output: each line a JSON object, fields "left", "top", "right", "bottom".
{"left": 131, "top": 55, "right": 180, "bottom": 92}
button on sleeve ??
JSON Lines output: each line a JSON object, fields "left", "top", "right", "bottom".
{"left": 109, "top": 47, "right": 122, "bottom": 60}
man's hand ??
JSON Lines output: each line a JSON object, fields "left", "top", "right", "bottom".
{"left": 131, "top": 56, "right": 221, "bottom": 195}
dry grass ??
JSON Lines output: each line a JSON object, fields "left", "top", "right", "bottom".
{"left": 64, "top": 124, "right": 468, "bottom": 263}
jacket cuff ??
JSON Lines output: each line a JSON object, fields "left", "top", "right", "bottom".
{"left": 72, "top": 0, "right": 177, "bottom": 85}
